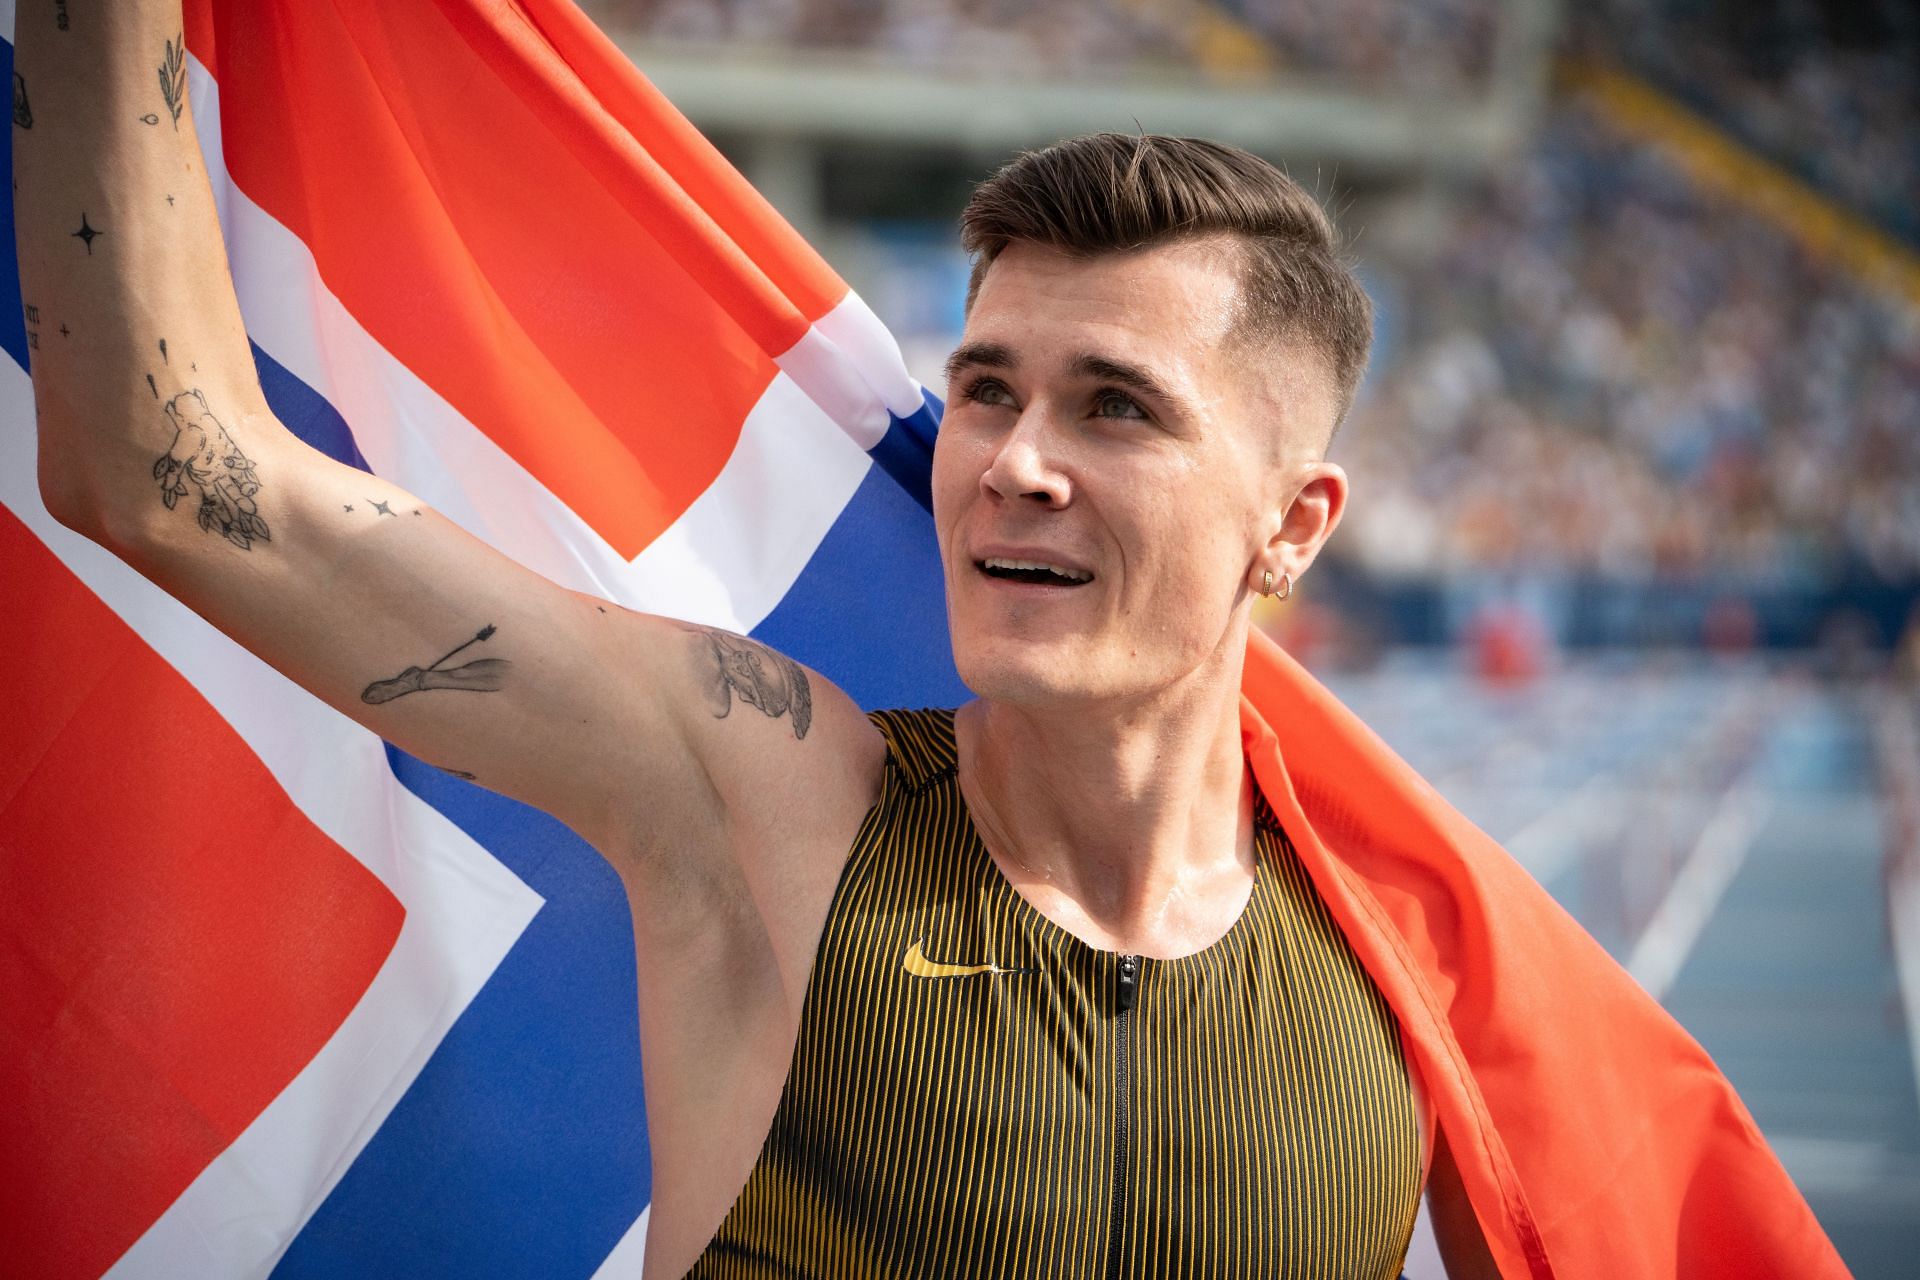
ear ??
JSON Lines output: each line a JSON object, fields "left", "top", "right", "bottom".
{"left": 1249, "top": 461, "right": 1348, "bottom": 594}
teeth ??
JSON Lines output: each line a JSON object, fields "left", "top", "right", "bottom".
{"left": 983, "top": 557, "right": 1093, "bottom": 583}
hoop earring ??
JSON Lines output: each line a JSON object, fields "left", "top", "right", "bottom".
{"left": 1261, "top": 570, "right": 1274, "bottom": 596}
{"left": 1276, "top": 572, "right": 1292, "bottom": 601}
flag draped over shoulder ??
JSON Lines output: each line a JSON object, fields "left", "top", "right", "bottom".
{"left": 0, "top": 0, "right": 1843, "bottom": 1277}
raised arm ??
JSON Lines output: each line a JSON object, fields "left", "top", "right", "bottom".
{"left": 13, "top": 3, "right": 880, "bottom": 873}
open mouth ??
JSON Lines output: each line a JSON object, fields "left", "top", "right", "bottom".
{"left": 977, "top": 557, "right": 1094, "bottom": 586}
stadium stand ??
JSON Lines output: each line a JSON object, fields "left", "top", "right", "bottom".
{"left": 1579, "top": 0, "right": 1920, "bottom": 246}
{"left": 591, "top": 0, "right": 1498, "bottom": 88}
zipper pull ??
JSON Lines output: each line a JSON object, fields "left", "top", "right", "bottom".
{"left": 1117, "top": 953, "right": 1138, "bottom": 1014}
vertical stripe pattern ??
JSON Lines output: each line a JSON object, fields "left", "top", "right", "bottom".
{"left": 693, "top": 709, "right": 1421, "bottom": 1278}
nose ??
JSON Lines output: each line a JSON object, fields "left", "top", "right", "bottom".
{"left": 981, "top": 410, "right": 1070, "bottom": 508}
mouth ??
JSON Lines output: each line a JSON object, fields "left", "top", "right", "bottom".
{"left": 976, "top": 557, "right": 1095, "bottom": 587}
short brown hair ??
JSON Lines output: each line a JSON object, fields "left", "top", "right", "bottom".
{"left": 960, "top": 133, "right": 1372, "bottom": 430}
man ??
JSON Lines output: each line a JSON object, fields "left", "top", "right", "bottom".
{"left": 19, "top": 6, "right": 1494, "bottom": 1277}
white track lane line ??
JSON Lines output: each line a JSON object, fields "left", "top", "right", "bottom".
{"left": 1874, "top": 699, "right": 1920, "bottom": 1120}
{"left": 1624, "top": 767, "right": 1769, "bottom": 1003}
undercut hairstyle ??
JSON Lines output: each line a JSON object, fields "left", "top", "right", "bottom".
{"left": 960, "top": 133, "right": 1373, "bottom": 432}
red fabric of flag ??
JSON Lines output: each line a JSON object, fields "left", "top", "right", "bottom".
{"left": 1241, "top": 631, "right": 1847, "bottom": 1278}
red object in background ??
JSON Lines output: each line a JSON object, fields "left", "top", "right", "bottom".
{"left": 1702, "top": 596, "right": 1760, "bottom": 652}
{"left": 1470, "top": 601, "right": 1548, "bottom": 686}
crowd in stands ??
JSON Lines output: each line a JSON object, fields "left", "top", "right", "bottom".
{"left": 583, "top": 0, "right": 1494, "bottom": 91}
{"left": 1579, "top": 0, "right": 1920, "bottom": 245}
{"left": 1333, "top": 102, "right": 1920, "bottom": 596}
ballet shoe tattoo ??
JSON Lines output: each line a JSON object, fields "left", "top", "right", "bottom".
{"left": 363, "top": 625, "right": 512, "bottom": 704}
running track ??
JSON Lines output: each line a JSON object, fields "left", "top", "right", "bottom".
{"left": 1328, "top": 655, "right": 1920, "bottom": 1278}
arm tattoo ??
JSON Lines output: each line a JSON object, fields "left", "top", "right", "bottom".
{"left": 152, "top": 389, "right": 272, "bottom": 549}
{"left": 160, "top": 34, "right": 188, "bottom": 130}
{"left": 687, "top": 626, "right": 812, "bottom": 740}
{"left": 362, "top": 625, "right": 511, "bottom": 705}
{"left": 55, "top": 1, "right": 69, "bottom": 32}
{"left": 13, "top": 73, "right": 31, "bottom": 129}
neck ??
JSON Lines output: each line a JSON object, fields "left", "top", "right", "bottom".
{"left": 955, "top": 631, "right": 1256, "bottom": 958}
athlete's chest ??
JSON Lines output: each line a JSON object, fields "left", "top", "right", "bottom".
{"left": 731, "top": 831, "right": 1422, "bottom": 1279}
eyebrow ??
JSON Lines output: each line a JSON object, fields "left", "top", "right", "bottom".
{"left": 943, "top": 340, "right": 1015, "bottom": 384}
{"left": 943, "top": 343, "right": 1197, "bottom": 420}
{"left": 1070, "top": 354, "right": 1196, "bottom": 419}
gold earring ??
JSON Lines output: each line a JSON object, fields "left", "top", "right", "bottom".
{"left": 1277, "top": 572, "right": 1292, "bottom": 601}
{"left": 1261, "top": 570, "right": 1274, "bottom": 596}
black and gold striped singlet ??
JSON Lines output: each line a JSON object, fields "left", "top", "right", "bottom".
{"left": 691, "top": 709, "right": 1423, "bottom": 1279}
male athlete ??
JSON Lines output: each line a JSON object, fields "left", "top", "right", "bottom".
{"left": 19, "top": 5, "right": 1498, "bottom": 1276}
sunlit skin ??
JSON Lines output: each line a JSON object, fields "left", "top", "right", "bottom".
{"left": 931, "top": 237, "right": 1350, "bottom": 956}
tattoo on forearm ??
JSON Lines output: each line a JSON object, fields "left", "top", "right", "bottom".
{"left": 24, "top": 303, "right": 39, "bottom": 352}
{"left": 55, "top": 1, "right": 69, "bottom": 32}
{"left": 160, "top": 34, "right": 187, "bottom": 130}
{"left": 140, "top": 113, "right": 160, "bottom": 126}
{"left": 362, "top": 625, "right": 511, "bottom": 705}
{"left": 152, "top": 388, "right": 272, "bottom": 549}
{"left": 159, "top": 338, "right": 169, "bottom": 365}
{"left": 13, "top": 73, "right": 32, "bottom": 129}
{"left": 687, "top": 627, "right": 812, "bottom": 740}
{"left": 71, "top": 213, "right": 101, "bottom": 254}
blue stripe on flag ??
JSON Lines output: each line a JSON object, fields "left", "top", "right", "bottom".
{"left": 0, "top": 41, "right": 19, "bottom": 374}
{"left": 864, "top": 389, "right": 943, "bottom": 513}
{"left": 254, "top": 345, "right": 373, "bottom": 473}
{"left": 753, "top": 458, "right": 970, "bottom": 711}
{"left": 273, "top": 750, "right": 650, "bottom": 1280}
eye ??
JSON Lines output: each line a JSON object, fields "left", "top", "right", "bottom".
{"left": 1091, "top": 389, "right": 1148, "bottom": 421}
{"left": 959, "top": 376, "right": 1017, "bottom": 409}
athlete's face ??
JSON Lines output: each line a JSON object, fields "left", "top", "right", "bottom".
{"left": 933, "top": 238, "right": 1348, "bottom": 707}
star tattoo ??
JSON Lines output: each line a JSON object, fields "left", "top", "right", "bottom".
{"left": 72, "top": 213, "right": 101, "bottom": 254}
{"left": 370, "top": 499, "right": 395, "bottom": 517}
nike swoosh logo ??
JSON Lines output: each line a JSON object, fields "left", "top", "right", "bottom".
{"left": 902, "top": 938, "right": 1036, "bottom": 979}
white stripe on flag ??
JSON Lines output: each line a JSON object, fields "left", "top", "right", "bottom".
{"left": 590, "top": 1205, "right": 651, "bottom": 1279}
{"left": 188, "top": 55, "right": 875, "bottom": 637}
